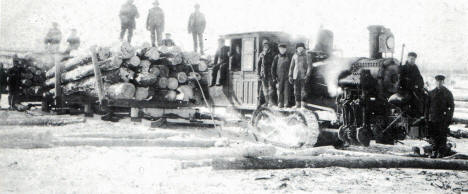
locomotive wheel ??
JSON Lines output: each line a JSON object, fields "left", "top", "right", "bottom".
{"left": 356, "top": 127, "right": 371, "bottom": 146}
{"left": 251, "top": 107, "right": 321, "bottom": 148}
{"left": 338, "top": 125, "right": 349, "bottom": 143}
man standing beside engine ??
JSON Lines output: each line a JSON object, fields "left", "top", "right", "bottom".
{"left": 119, "top": 0, "right": 139, "bottom": 43}
{"left": 257, "top": 40, "right": 276, "bottom": 106}
{"left": 289, "top": 43, "right": 311, "bottom": 108}
{"left": 271, "top": 43, "right": 291, "bottom": 108}
{"left": 146, "top": 0, "right": 164, "bottom": 47}
{"left": 188, "top": 4, "right": 206, "bottom": 54}
{"left": 427, "top": 75, "right": 454, "bottom": 158}
{"left": 400, "top": 52, "right": 425, "bottom": 117}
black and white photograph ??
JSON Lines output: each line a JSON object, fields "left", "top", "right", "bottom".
{"left": 1, "top": 0, "right": 468, "bottom": 193}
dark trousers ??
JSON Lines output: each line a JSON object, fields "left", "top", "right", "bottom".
{"left": 293, "top": 79, "right": 306, "bottom": 104}
{"left": 150, "top": 26, "right": 163, "bottom": 47}
{"left": 192, "top": 32, "right": 204, "bottom": 54}
{"left": 277, "top": 78, "right": 290, "bottom": 107}
{"left": 120, "top": 26, "right": 134, "bottom": 43}
{"left": 260, "top": 77, "right": 274, "bottom": 105}
{"left": 428, "top": 121, "right": 448, "bottom": 156}
{"left": 211, "top": 63, "right": 228, "bottom": 85}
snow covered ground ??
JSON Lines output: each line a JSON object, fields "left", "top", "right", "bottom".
{"left": 1, "top": 110, "right": 468, "bottom": 193}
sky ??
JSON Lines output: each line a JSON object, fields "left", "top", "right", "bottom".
{"left": 1, "top": 0, "right": 467, "bottom": 70}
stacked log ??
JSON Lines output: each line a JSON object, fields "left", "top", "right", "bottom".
{"left": 44, "top": 42, "right": 210, "bottom": 103}
{"left": 8, "top": 57, "right": 47, "bottom": 98}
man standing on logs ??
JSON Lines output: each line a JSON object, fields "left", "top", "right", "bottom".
{"left": 427, "top": 75, "right": 454, "bottom": 158}
{"left": 188, "top": 4, "right": 206, "bottom": 54}
{"left": 272, "top": 43, "right": 291, "bottom": 108}
{"left": 64, "top": 29, "right": 80, "bottom": 55}
{"left": 210, "top": 38, "right": 230, "bottom": 87}
{"left": 146, "top": 0, "right": 164, "bottom": 47}
{"left": 400, "top": 52, "right": 425, "bottom": 118}
{"left": 44, "top": 22, "right": 62, "bottom": 52}
{"left": 257, "top": 40, "right": 277, "bottom": 106}
{"left": 119, "top": 0, "right": 139, "bottom": 43}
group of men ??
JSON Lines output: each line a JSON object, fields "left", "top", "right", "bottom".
{"left": 119, "top": 0, "right": 206, "bottom": 54}
{"left": 401, "top": 52, "right": 454, "bottom": 158}
{"left": 211, "top": 38, "right": 312, "bottom": 108}
{"left": 44, "top": 22, "right": 80, "bottom": 54}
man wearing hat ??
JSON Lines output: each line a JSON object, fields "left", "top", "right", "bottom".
{"left": 289, "top": 42, "right": 311, "bottom": 108}
{"left": 257, "top": 39, "right": 277, "bottom": 106}
{"left": 427, "top": 74, "right": 454, "bottom": 158}
{"left": 188, "top": 4, "right": 206, "bottom": 54}
{"left": 161, "top": 33, "right": 175, "bottom": 47}
{"left": 146, "top": 0, "right": 165, "bottom": 47}
{"left": 210, "top": 38, "right": 230, "bottom": 87}
{"left": 400, "top": 52, "right": 425, "bottom": 117}
{"left": 271, "top": 43, "right": 291, "bottom": 108}
{"left": 44, "top": 22, "right": 62, "bottom": 52}
{"left": 119, "top": 0, "right": 139, "bottom": 43}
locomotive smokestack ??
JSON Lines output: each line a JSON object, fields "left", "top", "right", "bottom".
{"left": 367, "top": 25, "right": 384, "bottom": 59}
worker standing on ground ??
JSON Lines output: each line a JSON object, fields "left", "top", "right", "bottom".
{"left": 147, "top": 0, "right": 164, "bottom": 47}
{"left": 210, "top": 38, "right": 230, "bottom": 87}
{"left": 119, "top": 0, "right": 139, "bottom": 43}
{"left": 188, "top": 4, "right": 206, "bottom": 54}
{"left": 289, "top": 43, "right": 311, "bottom": 108}
{"left": 64, "top": 29, "right": 80, "bottom": 55}
{"left": 44, "top": 22, "right": 62, "bottom": 52}
{"left": 257, "top": 40, "right": 276, "bottom": 106}
{"left": 271, "top": 43, "right": 291, "bottom": 108}
{"left": 427, "top": 75, "right": 454, "bottom": 158}
{"left": 400, "top": 52, "right": 425, "bottom": 118}
{"left": 7, "top": 56, "right": 24, "bottom": 110}
{"left": 0, "top": 63, "right": 6, "bottom": 108}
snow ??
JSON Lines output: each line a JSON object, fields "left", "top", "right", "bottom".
{"left": 1, "top": 111, "right": 468, "bottom": 193}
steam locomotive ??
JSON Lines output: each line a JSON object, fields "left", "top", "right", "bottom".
{"left": 332, "top": 25, "right": 426, "bottom": 146}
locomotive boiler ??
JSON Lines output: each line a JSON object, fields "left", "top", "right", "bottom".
{"left": 336, "top": 25, "right": 424, "bottom": 146}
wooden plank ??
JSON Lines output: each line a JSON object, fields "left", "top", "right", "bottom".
{"left": 89, "top": 46, "right": 105, "bottom": 105}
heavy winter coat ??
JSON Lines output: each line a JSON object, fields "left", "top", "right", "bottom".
{"left": 428, "top": 86, "right": 454, "bottom": 125}
{"left": 188, "top": 11, "right": 206, "bottom": 33}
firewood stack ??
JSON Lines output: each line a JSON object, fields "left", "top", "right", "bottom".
{"left": 9, "top": 57, "right": 47, "bottom": 98}
{"left": 44, "top": 42, "right": 210, "bottom": 104}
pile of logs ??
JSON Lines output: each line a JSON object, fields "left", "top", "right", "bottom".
{"left": 45, "top": 42, "right": 209, "bottom": 103}
{"left": 9, "top": 57, "right": 47, "bottom": 97}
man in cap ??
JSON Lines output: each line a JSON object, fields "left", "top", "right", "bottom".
{"left": 289, "top": 42, "right": 311, "bottom": 108}
{"left": 271, "top": 43, "right": 291, "bottom": 108}
{"left": 257, "top": 39, "right": 277, "bottom": 106}
{"left": 188, "top": 4, "right": 206, "bottom": 54}
{"left": 147, "top": 0, "right": 165, "bottom": 47}
{"left": 119, "top": 0, "right": 139, "bottom": 43}
{"left": 161, "top": 33, "right": 175, "bottom": 47}
{"left": 44, "top": 22, "right": 62, "bottom": 52}
{"left": 400, "top": 52, "right": 425, "bottom": 117}
{"left": 210, "top": 38, "right": 230, "bottom": 87}
{"left": 427, "top": 75, "right": 454, "bottom": 158}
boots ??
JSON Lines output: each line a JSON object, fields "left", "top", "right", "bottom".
{"left": 294, "top": 101, "right": 301, "bottom": 108}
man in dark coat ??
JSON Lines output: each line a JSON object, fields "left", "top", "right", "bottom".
{"left": 146, "top": 0, "right": 164, "bottom": 47}
{"left": 271, "top": 43, "right": 291, "bottom": 108}
{"left": 0, "top": 63, "right": 6, "bottom": 108}
{"left": 400, "top": 52, "right": 425, "bottom": 117}
{"left": 210, "top": 38, "right": 230, "bottom": 87}
{"left": 119, "top": 0, "right": 139, "bottom": 43}
{"left": 7, "top": 56, "right": 24, "bottom": 110}
{"left": 427, "top": 75, "right": 454, "bottom": 158}
{"left": 257, "top": 40, "right": 277, "bottom": 106}
{"left": 188, "top": 4, "right": 206, "bottom": 54}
